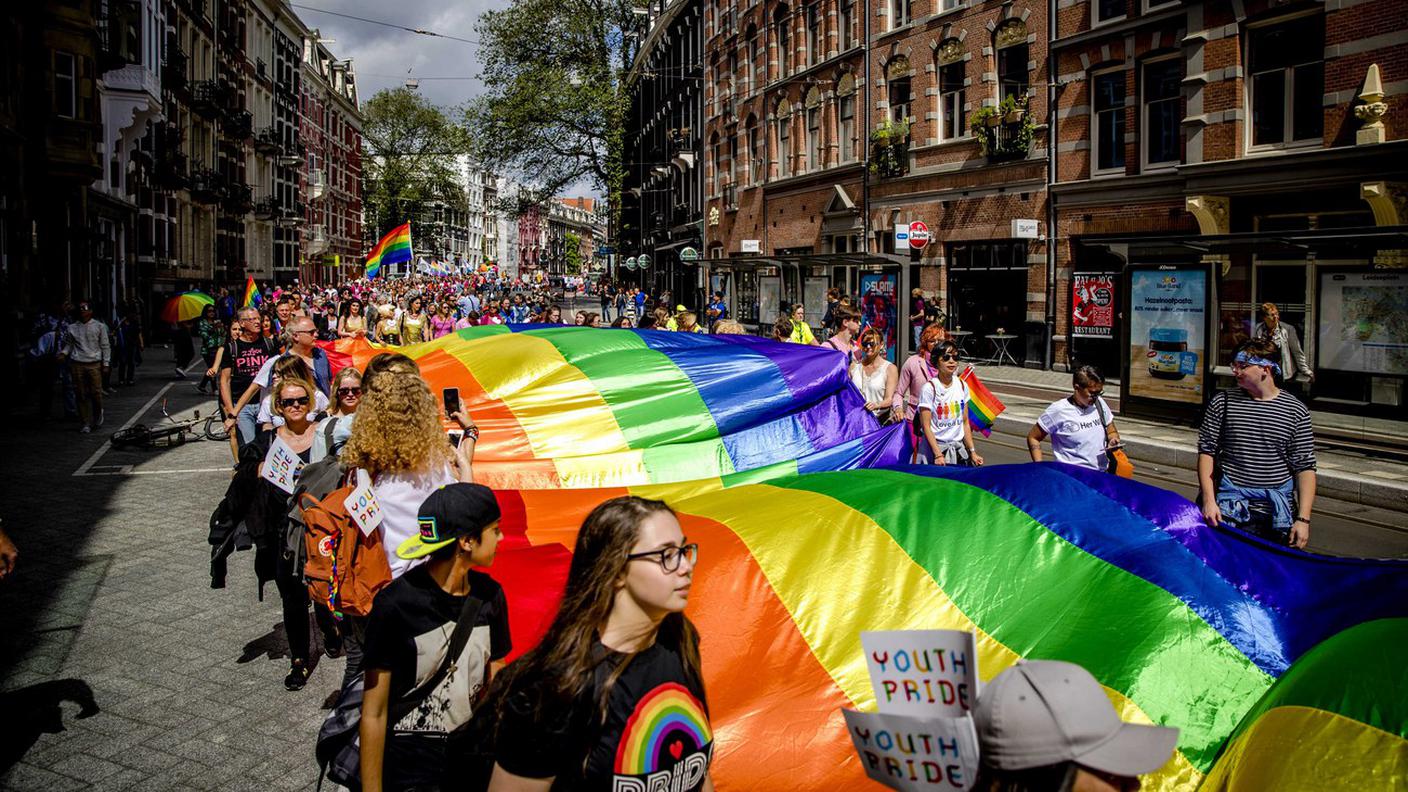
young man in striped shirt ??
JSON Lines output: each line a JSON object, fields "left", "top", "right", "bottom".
{"left": 1196, "top": 338, "right": 1317, "bottom": 549}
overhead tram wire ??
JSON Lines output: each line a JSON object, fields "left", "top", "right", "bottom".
{"left": 289, "top": 3, "right": 480, "bottom": 46}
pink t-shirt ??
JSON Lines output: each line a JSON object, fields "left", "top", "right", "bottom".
{"left": 892, "top": 353, "right": 936, "bottom": 419}
{"left": 429, "top": 315, "right": 456, "bottom": 338}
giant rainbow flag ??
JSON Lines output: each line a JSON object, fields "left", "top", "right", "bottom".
{"left": 365, "top": 222, "right": 412, "bottom": 279}
{"left": 479, "top": 464, "right": 1408, "bottom": 792}
{"left": 320, "top": 328, "right": 909, "bottom": 488}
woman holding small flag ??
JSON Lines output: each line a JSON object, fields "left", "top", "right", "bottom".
{"left": 916, "top": 340, "right": 984, "bottom": 466}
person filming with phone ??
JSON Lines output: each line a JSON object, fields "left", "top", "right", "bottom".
{"left": 1026, "top": 366, "right": 1126, "bottom": 474}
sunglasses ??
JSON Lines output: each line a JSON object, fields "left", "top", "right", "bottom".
{"left": 936, "top": 353, "right": 960, "bottom": 361}
{"left": 279, "top": 396, "right": 311, "bottom": 408}
{"left": 862, "top": 342, "right": 877, "bottom": 349}
{"left": 336, "top": 387, "right": 362, "bottom": 397}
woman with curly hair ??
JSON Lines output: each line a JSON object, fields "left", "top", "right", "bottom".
{"left": 477, "top": 496, "right": 712, "bottom": 792}
{"left": 341, "top": 353, "right": 478, "bottom": 579}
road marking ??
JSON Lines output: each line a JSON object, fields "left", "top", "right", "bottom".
{"left": 78, "top": 466, "right": 232, "bottom": 477}
{"left": 72, "top": 382, "right": 176, "bottom": 477}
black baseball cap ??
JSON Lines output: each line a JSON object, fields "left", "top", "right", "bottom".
{"left": 396, "top": 483, "right": 501, "bottom": 560}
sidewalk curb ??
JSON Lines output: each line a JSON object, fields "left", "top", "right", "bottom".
{"left": 990, "top": 411, "right": 1408, "bottom": 514}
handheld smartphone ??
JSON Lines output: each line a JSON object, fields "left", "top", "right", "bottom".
{"left": 443, "top": 387, "right": 461, "bottom": 416}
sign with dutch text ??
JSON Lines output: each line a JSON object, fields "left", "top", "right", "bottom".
{"left": 1011, "top": 219, "right": 1039, "bottom": 238}
{"left": 842, "top": 709, "right": 980, "bottom": 791}
{"left": 741, "top": 239, "right": 761, "bottom": 253}
{"left": 261, "top": 436, "right": 304, "bottom": 494}
{"left": 862, "top": 630, "right": 978, "bottom": 718}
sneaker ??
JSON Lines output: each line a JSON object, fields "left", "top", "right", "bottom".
{"left": 95, "top": 410, "right": 105, "bottom": 428}
{"left": 324, "top": 635, "right": 344, "bottom": 659}
{"left": 173, "top": 368, "right": 186, "bottom": 379}
{"left": 284, "top": 660, "right": 310, "bottom": 691}
{"left": 79, "top": 425, "right": 92, "bottom": 434}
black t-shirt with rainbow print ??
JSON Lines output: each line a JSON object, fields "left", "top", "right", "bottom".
{"left": 495, "top": 641, "right": 713, "bottom": 790}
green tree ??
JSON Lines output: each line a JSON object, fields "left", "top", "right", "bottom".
{"left": 564, "top": 231, "right": 585, "bottom": 274}
{"left": 470, "top": 0, "right": 634, "bottom": 210}
{"left": 362, "top": 87, "right": 470, "bottom": 241}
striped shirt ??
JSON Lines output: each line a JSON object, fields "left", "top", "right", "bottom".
{"left": 1197, "top": 389, "right": 1316, "bottom": 488}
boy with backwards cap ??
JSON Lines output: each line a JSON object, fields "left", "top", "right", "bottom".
{"left": 973, "top": 660, "right": 1180, "bottom": 792}
{"left": 360, "top": 483, "right": 512, "bottom": 792}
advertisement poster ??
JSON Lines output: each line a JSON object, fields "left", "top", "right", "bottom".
{"left": 1128, "top": 269, "right": 1207, "bottom": 404}
{"left": 1072, "top": 273, "right": 1117, "bottom": 338}
{"left": 861, "top": 272, "right": 898, "bottom": 361}
{"left": 1317, "top": 271, "right": 1408, "bottom": 375}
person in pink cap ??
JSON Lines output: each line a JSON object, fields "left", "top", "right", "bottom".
{"left": 973, "top": 659, "right": 1179, "bottom": 791}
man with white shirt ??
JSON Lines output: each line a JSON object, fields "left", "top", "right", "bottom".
{"left": 59, "top": 302, "right": 111, "bottom": 433}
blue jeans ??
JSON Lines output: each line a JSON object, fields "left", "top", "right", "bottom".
{"left": 1216, "top": 474, "right": 1294, "bottom": 538}
{"left": 236, "top": 402, "right": 262, "bottom": 446}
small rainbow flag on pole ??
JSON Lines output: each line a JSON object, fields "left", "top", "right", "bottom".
{"left": 959, "top": 365, "right": 1006, "bottom": 437}
{"left": 241, "top": 276, "right": 261, "bottom": 308}
{"left": 366, "top": 222, "right": 412, "bottom": 279}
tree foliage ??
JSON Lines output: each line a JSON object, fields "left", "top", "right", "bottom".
{"left": 563, "top": 231, "right": 585, "bottom": 274}
{"left": 362, "top": 88, "right": 470, "bottom": 238}
{"left": 470, "top": 0, "right": 635, "bottom": 207}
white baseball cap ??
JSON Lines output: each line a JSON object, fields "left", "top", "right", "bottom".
{"left": 974, "top": 660, "right": 1179, "bottom": 777}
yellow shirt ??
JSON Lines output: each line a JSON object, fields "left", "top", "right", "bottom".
{"left": 789, "top": 320, "right": 816, "bottom": 345}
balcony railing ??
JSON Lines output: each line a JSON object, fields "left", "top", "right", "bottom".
{"left": 190, "top": 167, "right": 227, "bottom": 203}
{"left": 253, "top": 195, "right": 278, "bottom": 219}
{"left": 222, "top": 182, "right": 252, "bottom": 213}
{"left": 870, "top": 138, "right": 909, "bottom": 178}
{"left": 279, "top": 200, "right": 306, "bottom": 226}
{"left": 307, "top": 170, "right": 327, "bottom": 200}
{"left": 277, "top": 140, "right": 305, "bottom": 166}
{"left": 223, "top": 110, "right": 253, "bottom": 140}
{"left": 154, "top": 152, "right": 188, "bottom": 189}
{"left": 253, "top": 126, "right": 281, "bottom": 154}
{"left": 192, "top": 80, "right": 230, "bottom": 118}
{"left": 721, "top": 181, "right": 738, "bottom": 211}
{"left": 163, "top": 46, "right": 188, "bottom": 92}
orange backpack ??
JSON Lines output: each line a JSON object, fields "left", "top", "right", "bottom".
{"left": 299, "top": 475, "right": 392, "bottom": 618}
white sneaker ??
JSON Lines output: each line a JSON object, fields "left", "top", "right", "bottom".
{"left": 80, "top": 425, "right": 92, "bottom": 434}
{"left": 95, "top": 410, "right": 105, "bottom": 428}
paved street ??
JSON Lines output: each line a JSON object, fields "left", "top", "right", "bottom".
{"left": 3, "top": 347, "right": 1407, "bottom": 792}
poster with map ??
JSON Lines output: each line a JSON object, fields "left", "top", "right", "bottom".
{"left": 1318, "top": 272, "right": 1408, "bottom": 376}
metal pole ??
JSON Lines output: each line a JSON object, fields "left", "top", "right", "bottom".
{"left": 1043, "top": 0, "right": 1058, "bottom": 371}
{"left": 861, "top": 0, "right": 872, "bottom": 257}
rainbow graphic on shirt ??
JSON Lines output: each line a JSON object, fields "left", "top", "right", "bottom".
{"left": 614, "top": 682, "right": 713, "bottom": 777}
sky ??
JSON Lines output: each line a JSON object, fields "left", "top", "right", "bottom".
{"left": 290, "top": 0, "right": 491, "bottom": 114}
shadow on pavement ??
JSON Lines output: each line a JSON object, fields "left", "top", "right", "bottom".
{"left": 0, "top": 679, "right": 99, "bottom": 774}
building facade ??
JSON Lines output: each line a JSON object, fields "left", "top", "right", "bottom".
{"left": 299, "top": 28, "right": 362, "bottom": 285}
{"left": 620, "top": 0, "right": 705, "bottom": 301}
{"left": 1050, "top": 0, "right": 1408, "bottom": 422}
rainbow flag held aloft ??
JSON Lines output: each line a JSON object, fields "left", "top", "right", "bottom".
{"left": 478, "top": 464, "right": 1408, "bottom": 792}
{"left": 960, "top": 365, "right": 1005, "bottom": 436}
{"left": 319, "top": 328, "right": 908, "bottom": 489}
{"left": 1200, "top": 617, "right": 1408, "bottom": 791}
{"left": 241, "top": 276, "right": 261, "bottom": 308}
{"left": 365, "top": 222, "right": 412, "bottom": 279}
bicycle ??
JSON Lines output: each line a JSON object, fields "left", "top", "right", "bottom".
{"left": 111, "top": 399, "right": 224, "bottom": 449}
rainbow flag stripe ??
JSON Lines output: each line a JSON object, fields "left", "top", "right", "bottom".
{"left": 321, "top": 329, "right": 909, "bottom": 488}
{"left": 366, "top": 222, "right": 412, "bottom": 279}
{"left": 480, "top": 466, "right": 1408, "bottom": 791}
{"left": 1200, "top": 617, "right": 1408, "bottom": 791}
{"left": 960, "top": 366, "right": 1005, "bottom": 436}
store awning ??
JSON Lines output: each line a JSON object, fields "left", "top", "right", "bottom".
{"left": 1080, "top": 225, "right": 1408, "bottom": 258}
{"left": 706, "top": 252, "right": 901, "bottom": 268}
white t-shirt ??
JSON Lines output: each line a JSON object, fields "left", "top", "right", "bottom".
{"left": 373, "top": 465, "right": 458, "bottom": 578}
{"left": 1037, "top": 396, "right": 1111, "bottom": 471}
{"left": 916, "top": 377, "right": 969, "bottom": 447}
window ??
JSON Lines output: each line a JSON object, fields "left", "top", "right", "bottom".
{"left": 891, "top": 0, "right": 911, "bottom": 29}
{"left": 1092, "top": 69, "right": 1126, "bottom": 173}
{"left": 777, "top": 110, "right": 791, "bottom": 177}
{"left": 751, "top": 29, "right": 764, "bottom": 87}
{"left": 807, "top": 105, "right": 821, "bottom": 170}
{"left": 744, "top": 25, "right": 757, "bottom": 90}
{"left": 838, "top": 0, "right": 855, "bottom": 50}
{"left": 1142, "top": 58, "right": 1181, "bottom": 166}
{"left": 1248, "top": 15, "right": 1324, "bottom": 147}
{"left": 889, "top": 76, "right": 911, "bottom": 123}
{"left": 710, "top": 132, "right": 721, "bottom": 194}
{"left": 54, "top": 51, "right": 76, "bottom": 118}
{"left": 747, "top": 118, "right": 760, "bottom": 181}
{"left": 997, "top": 44, "right": 1029, "bottom": 103}
{"left": 1095, "top": 0, "right": 1125, "bottom": 23}
{"left": 939, "top": 61, "right": 966, "bottom": 140}
{"left": 806, "top": 3, "right": 821, "bottom": 65}
{"left": 774, "top": 6, "right": 791, "bottom": 78}
{"left": 839, "top": 94, "right": 856, "bottom": 162}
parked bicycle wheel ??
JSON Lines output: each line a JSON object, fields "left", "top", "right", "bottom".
{"left": 204, "top": 414, "right": 230, "bottom": 442}
{"left": 111, "top": 424, "right": 153, "bottom": 449}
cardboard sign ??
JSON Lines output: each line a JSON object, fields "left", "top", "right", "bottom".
{"left": 862, "top": 630, "right": 978, "bottom": 718}
{"left": 261, "top": 436, "right": 304, "bottom": 494}
{"left": 343, "top": 469, "right": 384, "bottom": 536}
{"left": 842, "top": 709, "right": 980, "bottom": 791}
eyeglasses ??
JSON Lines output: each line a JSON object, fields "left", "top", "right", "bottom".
{"left": 862, "top": 342, "right": 877, "bottom": 349}
{"left": 336, "top": 387, "right": 362, "bottom": 398}
{"left": 626, "top": 543, "right": 699, "bottom": 573}
{"left": 279, "top": 396, "right": 311, "bottom": 408}
{"left": 936, "top": 353, "right": 960, "bottom": 362}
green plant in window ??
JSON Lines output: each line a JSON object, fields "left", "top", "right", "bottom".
{"left": 869, "top": 118, "right": 911, "bottom": 176}
{"left": 969, "top": 94, "right": 1034, "bottom": 159}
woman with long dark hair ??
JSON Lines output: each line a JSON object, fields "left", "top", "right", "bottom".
{"left": 482, "top": 496, "right": 713, "bottom": 791}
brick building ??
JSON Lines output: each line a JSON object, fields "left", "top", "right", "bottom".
{"left": 702, "top": 0, "right": 1053, "bottom": 362}
{"left": 299, "top": 29, "right": 362, "bottom": 285}
{"left": 1050, "top": 0, "right": 1408, "bottom": 422}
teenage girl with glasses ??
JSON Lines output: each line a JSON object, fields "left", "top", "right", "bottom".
{"left": 916, "top": 340, "right": 984, "bottom": 467}
{"left": 477, "top": 496, "right": 715, "bottom": 792}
